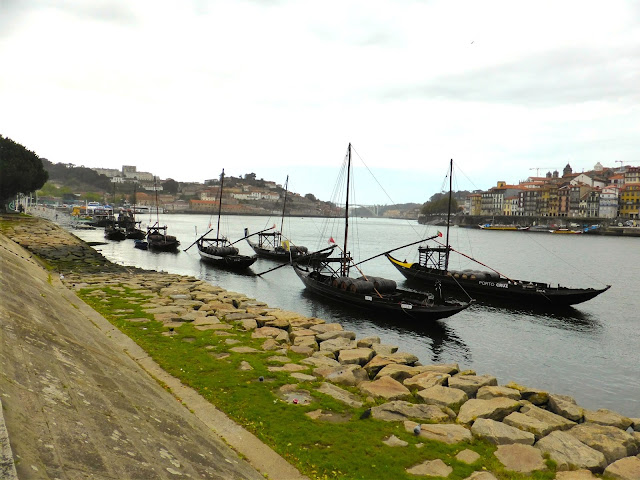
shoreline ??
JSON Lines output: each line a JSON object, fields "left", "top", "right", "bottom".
{"left": 2, "top": 213, "right": 640, "bottom": 479}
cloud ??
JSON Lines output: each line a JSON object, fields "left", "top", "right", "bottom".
{"left": 382, "top": 45, "right": 640, "bottom": 107}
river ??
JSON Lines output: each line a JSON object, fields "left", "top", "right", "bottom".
{"left": 65, "top": 212, "right": 639, "bottom": 418}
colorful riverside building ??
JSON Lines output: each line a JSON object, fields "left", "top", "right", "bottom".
{"left": 619, "top": 184, "right": 640, "bottom": 219}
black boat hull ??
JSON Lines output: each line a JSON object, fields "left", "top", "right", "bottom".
{"left": 198, "top": 247, "right": 257, "bottom": 270}
{"left": 247, "top": 240, "right": 332, "bottom": 262}
{"left": 386, "top": 254, "right": 610, "bottom": 307}
{"left": 293, "top": 264, "right": 469, "bottom": 320}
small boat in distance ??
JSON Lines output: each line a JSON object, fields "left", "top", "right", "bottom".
{"left": 244, "top": 176, "right": 331, "bottom": 262}
{"left": 386, "top": 159, "right": 610, "bottom": 308}
{"left": 293, "top": 144, "right": 471, "bottom": 320}
{"left": 185, "top": 169, "right": 257, "bottom": 270}
{"left": 146, "top": 223, "right": 180, "bottom": 251}
{"left": 479, "top": 224, "right": 530, "bottom": 231}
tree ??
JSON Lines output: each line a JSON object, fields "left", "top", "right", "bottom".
{"left": 421, "top": 196, "right": 459, "bottom": 215}
{"left": 162, "top": 178, "right": 179, "bottom": 194}
{"left": 0, "top": 135, "right": 49, "bottom": 209}
{"left": 304, "top": 193, "right": 317, "bottom": 202}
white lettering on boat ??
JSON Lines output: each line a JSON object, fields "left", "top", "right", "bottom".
{"left": 400, "top": 303, "right": 413, "bottom": 309}
{"left": 478, "top": 281, "right": 508, "bottom": 289}
{"left": 365, "top": 296, "right": 372, "bottom": 301}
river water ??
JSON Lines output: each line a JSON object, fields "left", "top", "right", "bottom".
{"left": 66, "top": 213, "right": 639, "bottom": 418}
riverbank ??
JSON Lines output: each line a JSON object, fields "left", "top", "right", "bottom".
{"left": 2, "top": 213, "right": 640, "bottom": 479}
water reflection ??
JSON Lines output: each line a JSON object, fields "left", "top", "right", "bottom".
{"left": 402, "top": 280, "right": 602, "bottom": 335}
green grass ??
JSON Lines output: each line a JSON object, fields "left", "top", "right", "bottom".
{"left": 76, "top": 284, "right": 559, "bottom": 480}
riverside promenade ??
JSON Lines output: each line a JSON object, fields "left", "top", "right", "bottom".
{"left": 2, "top": 213, "right": 640, "bottom": 479}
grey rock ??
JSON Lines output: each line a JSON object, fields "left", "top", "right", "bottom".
{"left": 503, "top": 411, "right": 555, "bottom": 440}
{"left": 382, "top": 434, "right": 408, "bottom": 447}
{"left": 338, "top": 347, "right": 375, "bottom": 366}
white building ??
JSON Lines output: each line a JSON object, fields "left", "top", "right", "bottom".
{"left": 599, "top": 185, "right": 619, "bottom": 218}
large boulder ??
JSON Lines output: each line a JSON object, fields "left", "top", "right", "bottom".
{"left": 318, "top": 337, "right": 356, "bottom": 356}
{"left": 404, "top": 371, "right": 450, "bottom": 390}
{"left": 535, "top": 430, "right": 607, "bottom": 472}
{"left": 471, "top": 418, "right": 535, "bottom": 445}
{"left": 476, "top": 385, "right": 521, "bottom": 401}
{"left": 406, "top": 459, "right": 452, "bottom": 477}
{"left": 370, "top": 400, "right": 451, "bottom": 423}
{"left": 504, "top": 382, "right": 549, "bottom": 405}
{"left": 417, "top": 385, "right": 468, "bottom": 410}
{"left": 494, "top": 444, "right": 546, "bottom": 474}
{"left": 547, "top": 393, "right": 584, "bottom": 422}
{"left": 359, "top": 376, "right": 411, "bottom": 401}
{"left": 503, "top": 411, "right": 555, "bottom": 440}
{"left": 338, "top": 348, "right": 375, "bottom": 366}
{"left": 404, "top": 420, "right": 473, "bottom": 445}
{"left": 456, "top": 397, "right": 521, "bottom": 424}
{"left": 520, "top": 404, "right": 576, "bottom": 431}
{"left": 568, "top": 423, "right": 638, "bottom": 464}
{"left": 603, "top": 456, "right": 640, "bottom": 480}
{"left": 583, "top": 409, "right": 633, "bottom": 430}
{"left": 318, "top": 364, "right": 368, "bottom": 387}
{"left": 316, "top": 383, "right": 363, "bottom": 408}
{"left": 448, "top": 374, "right": 497, "bottom": 398}
{"left": 374, "top": 363, "right": 421, "bottom": 382}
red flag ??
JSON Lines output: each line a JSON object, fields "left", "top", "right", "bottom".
{"left": 437, "top": 231, "right": 443, "bottom": 237}
{"left": 329, "top": 237, "right": 335, "bottom": 244}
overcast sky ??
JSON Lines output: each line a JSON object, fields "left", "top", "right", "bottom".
{"left": 1, "top": 1, "right": 639, "bottom": 204}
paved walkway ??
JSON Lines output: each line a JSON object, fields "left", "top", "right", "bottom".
{"left": 0, "top": 226, "right": 305, "bottom": 479}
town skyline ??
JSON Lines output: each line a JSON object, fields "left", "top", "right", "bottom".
{"left": 2, "top": 2, "right": 639, "bottom": 205}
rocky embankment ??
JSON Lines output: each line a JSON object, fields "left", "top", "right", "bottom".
{"left": 3, "top": 215, "right": 640, "bottom": 479}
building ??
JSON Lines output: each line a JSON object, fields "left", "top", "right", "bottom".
{"left": 599, "top": 185, "right": 619, "bottom": 218}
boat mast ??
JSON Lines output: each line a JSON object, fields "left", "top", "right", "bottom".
{"left": 445, "top": 159, "right": 453, "bottom": 271}
{"left": 342, "top": 144, "right": 352, "bottom": 276}
{"left": 154, "top": 176, "right": 160, "bottom": 225}
{"left": 280, "top": 175, "right": 289, "bottom": 234}
{"left": 216, "top": 169, "right": 225, "bottom": 240}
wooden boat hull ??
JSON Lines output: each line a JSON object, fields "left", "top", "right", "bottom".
{"left": 147, "top": 237, "right": 180, "bottom": 251}
{"left": 386, "top": 254, "right": 610, "bottom": 307}
{"left": 293, "top": 264, "right": 469, "bottom": 320}
{"left": 104, "top": 228, "right": 126, "bottom": 241}
{"left": 198, "top": 246, "right": 257, "bottom": 269}
{"left": 247, "top": 239, "right": 332, "bottom": 262}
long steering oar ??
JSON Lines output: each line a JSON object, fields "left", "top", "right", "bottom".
{"left": 183, "top": 228, "right": 213, "bottom": 252}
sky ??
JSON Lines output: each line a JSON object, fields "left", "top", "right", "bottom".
{"left": 1, "top": 1, "right": 639, "bottom": 205}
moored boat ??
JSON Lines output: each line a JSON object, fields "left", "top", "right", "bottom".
{"left": 146, "top": 223, "right": 180, "bottom": 251}
{"left": 386, "top": 159, "right": 610, "bottom": 308}
{"left": 292, "top": 144, "right": 471, "bottom": 320}
{"left": 186, "top": 169, "right": 257, "bottom": 270}
{"left": 479, "top": 224, "right": 530, "bottom": 231}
